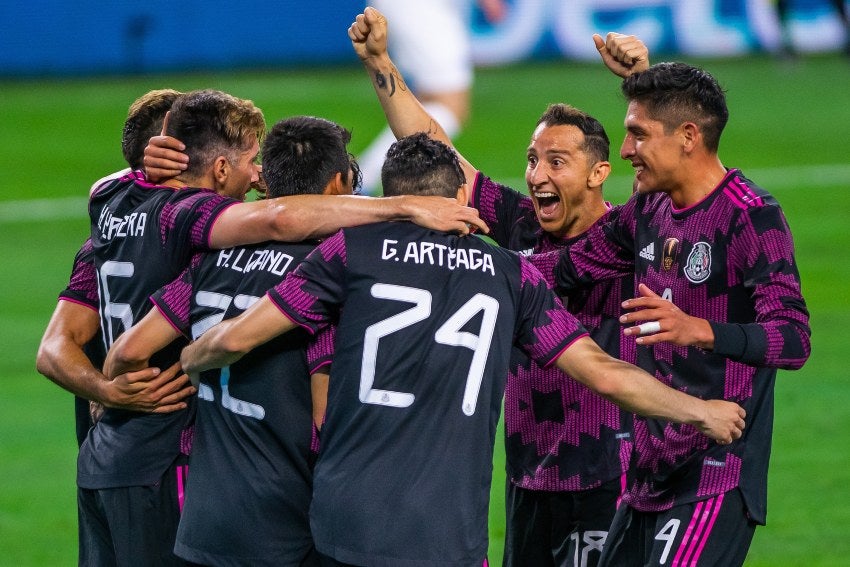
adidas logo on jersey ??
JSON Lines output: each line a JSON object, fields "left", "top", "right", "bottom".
{"left": 639, "top": 242, "right": 655, "bottom": 261}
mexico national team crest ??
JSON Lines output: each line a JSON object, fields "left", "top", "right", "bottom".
{"left": 684, "top": 241, "right": 712, "bottom": 283}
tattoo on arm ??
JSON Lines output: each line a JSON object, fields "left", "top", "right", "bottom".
{"left": 374, "top": 67, "right": 408, "bottom": 98}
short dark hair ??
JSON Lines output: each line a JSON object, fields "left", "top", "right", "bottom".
{"left": 621, "top": 62, "right": 728, "bottom": 152}
{"left": 536, "top": 103, "right": 610, "bottom": 164}
{"left": 121, "top": 89, "right": 182, "bottom": 170}
{"left": 381, "top": 133, "right": 465, "bottom": 198}
{"left": 165, "top": 89, "right": 265, "bottom": 179}
{"left": 261, "top": 116, "right": 359, "bottom": 198}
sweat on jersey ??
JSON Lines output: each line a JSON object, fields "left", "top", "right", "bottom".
{"left": 78, "top": 171, "right": 237, "bottom": 489}
{"left": 266, "top": 221, "right": 588, "bottom": 567}
{"left": 541, "top": 169, "right": 811, "bottom": 524}
{"left": 473, "top": 173, "right": 633, "bottom": 492}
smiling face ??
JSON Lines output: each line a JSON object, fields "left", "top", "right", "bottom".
{"left": 526, "top": 123, "right": 603, "bottom": 239}
{"left": 620, "top": 100, "right": 685, "bottom": 196}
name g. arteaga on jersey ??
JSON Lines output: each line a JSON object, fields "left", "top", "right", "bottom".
{"left": 381, "top": 238, "right": 496, "bottom": 276}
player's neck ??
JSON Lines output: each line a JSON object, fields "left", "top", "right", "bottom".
{"left": 161, "top": 173, "right": 212, "bottom": 191}
{"left": 669, "top": 156, "right": 727, "bottom": 209}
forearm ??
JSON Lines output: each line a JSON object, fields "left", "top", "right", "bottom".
{"left": 103, "top": 343, "right": 149, "bottom": 380}
{"left": 103, "top": 308, "right": 182, "bottom": 379}
{"left": 36, "top": 302, "right": 109, "bottom": 402}
{"left": 558, "top": 339, "right": 706, "bottom": 425}
{"left": 270, "top": 194, "right": 478, "bottom": 241}
{"left": 362, "top": 52, "right": 477, "bottom": 184}
{"left": 36, "top": 337, "right": 109, "bottom": 402}
{"left": 181, "top": 295, "right": 295, "bottom": 373}
{"left": 599, "top": 359, "right": 707, "bottom": 424}
{"left": 214, "top": 194, "right": 444, "bottom": 247}
{"left": 363, "top": 53, "right": 450, "bottom": 143}
{"left": 180, "top": 323, "right": 245, "bottom": 375}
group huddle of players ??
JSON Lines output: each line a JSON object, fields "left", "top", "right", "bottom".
{"left": 36, "top": 8, "right": 810, "bottom": 567}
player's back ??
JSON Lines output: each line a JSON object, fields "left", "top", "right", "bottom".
{"left": 89, "top": 172, "right": 234, "bottom": 353}
{"left": 291, "top": 222, "right": 584, "bottom": 566}
{"left": 157, "top": 241, "right": 320, "bottom": 566}
{"left": 80, "top": 172, "right": 234, "bottom": 489}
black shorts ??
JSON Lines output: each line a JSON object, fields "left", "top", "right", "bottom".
{"left": 503, "top": 477, "right": 622, "bottom": 567}
{"left": 599, "top": 489, "right": 757, "bottom": 567}
{"left": 78, "top": 460, "right": 190, "bottom": 566}
{"left": 317, "top": 551, "right": 487, "bottom": 567}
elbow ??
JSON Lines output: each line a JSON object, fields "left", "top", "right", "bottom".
{"left": 106, "top": 341, "right": 148, "bottom": 377}
{"left": 35, "top": 341, "right": 54, "bottom": 377}
{"left": 587, "top": 374, "right": 621, "bottom": 400}
{"left": 216, "top": 333, "right": 254, "bottom": 359}
{"left": 777, "top": 325, "right": 812, "bottom": 371}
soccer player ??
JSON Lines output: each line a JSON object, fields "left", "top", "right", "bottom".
{"left": 349, "top": 10, "right": 650, "bottom": 565}
{"left": 534, "top": 62, "right": 811, "bottom": 566}
{"left": 179, "top": 133, "right": 746, "bottom": 567}
{"left": 80, "top": 88, "right": 487, "bottom": 566}
{"left": 36, "top": 89, "right": 192, "bottom": 449}
{"left": 103, "top": 116, "right": 358, "bottom": 566}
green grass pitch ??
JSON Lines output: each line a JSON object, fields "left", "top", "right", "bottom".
{"left": 1, "top": 53, "right": 849, "bottom": 565}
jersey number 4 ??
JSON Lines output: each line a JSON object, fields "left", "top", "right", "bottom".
{"left": 362, "top": 283, "right": 499, "bottom": 417}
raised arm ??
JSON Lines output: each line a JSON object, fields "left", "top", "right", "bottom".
{"left": 349, "top": 7, "right": 478, "bottom": 187}
{"left": 554, "top": 336, "right": 746, "bottom": 444}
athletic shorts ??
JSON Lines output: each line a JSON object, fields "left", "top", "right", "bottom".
{"left": 78, "top": 459, "right": 190, "bottom": 566}
{"left": 503, "top": 478, "right": 621, "bottom": 567}
{"left": 317, "top": 551, "right": 488, "bottom": 567}
{"left": 599, "top": 489, "right": 757, "bottom": 567}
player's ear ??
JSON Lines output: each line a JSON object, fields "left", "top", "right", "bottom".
{"left": 322, "top": 172, "right": 349, "bottom": 196}
{"left": 679, "top": 122, "right": 699, "bottom": 153}
{"left": 212, "top": 155, "right": 229, "bottom": 186}
{"left": 455, "top": 183, "right": 469, "bottom": 205}
{"left": 587, "top": 160, "right": 611, "bottom": 189}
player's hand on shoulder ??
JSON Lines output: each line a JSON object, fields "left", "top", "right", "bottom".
{"left": 593, "top": 32, "right": 649, "bottom": 77}
{"left": 409, "top": 197, "right": 489, "bottom": 236}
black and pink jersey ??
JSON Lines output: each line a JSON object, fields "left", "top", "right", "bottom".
{"left": 546, "top": 169, "right": 811, "bottom": 523}
{"left": 58, "top": 238, "right": 99, "bottom": 310}
{"left": 78, "top": 171, "right": 237, "bottom": 489}
{"left": 151, "top": 240, "right": 322, "bottom": 566}
{"left": 268, "top": 221, "right": 587, "bottom": 567}
{"left": 473, "top": 174, "right": 633, "bottom": 492}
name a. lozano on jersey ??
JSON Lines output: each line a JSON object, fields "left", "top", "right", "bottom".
{"left": 381, "top": 238, "right": 496, "bottom": 276}
{"left": 214, "top": 247, "right": 296, "bottom": 276}
{"left": 96, "top": 206, "right": 147, "bottom": 240}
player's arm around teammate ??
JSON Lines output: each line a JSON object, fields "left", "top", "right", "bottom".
{"left": 37, "top": 234, "right": 194, "bottom": 414}
{"left": 143, "top": 114, "right": 488, "bottom": 242}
